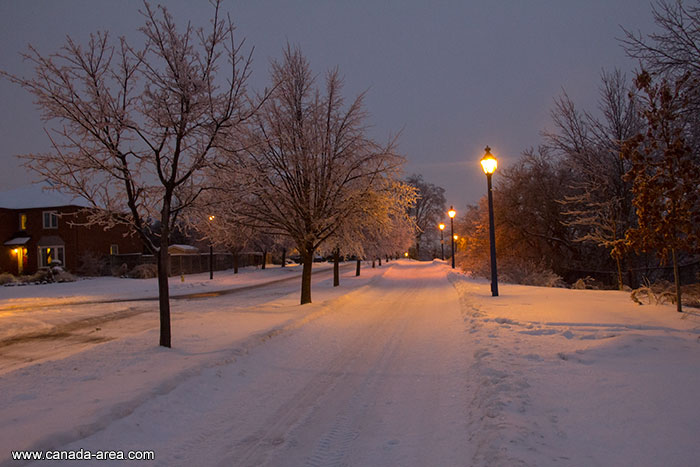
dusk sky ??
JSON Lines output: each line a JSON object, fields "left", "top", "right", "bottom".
{"left": 0, "top": 1, "right": 657, "bottom": 210}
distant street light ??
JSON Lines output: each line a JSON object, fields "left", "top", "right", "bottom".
{"left": 481, "top": 146, "right": 498, "bottom": 296}
{"left": 453, "top": 234, "right": 458, "bottom": 241}
{"left": 404, "top": 252, "right": 409, "bottom": 258}
{"left": 208, "top": 215, "right": 215, "bottom": 280}
{"left": 448, "top": 206, "right": 456, "bottom": 269}
{"left": 438, "top": 223, "right": 445, "bottom": 260}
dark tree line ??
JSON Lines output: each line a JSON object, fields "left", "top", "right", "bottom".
{"left": 456, "top": 0, "right": 700, "bottom": 310}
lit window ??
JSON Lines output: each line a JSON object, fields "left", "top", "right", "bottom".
{"left": 110, "top": 244, "right": 119, "bottom": 255}
{"left": 38, "top": 246, "right": 65, "bottom": 268}
{"left": 19, "top": 213, "right": 27, "bottom": 230}
{"left": 43, "top": 211, "right": 58, "bottom": 229}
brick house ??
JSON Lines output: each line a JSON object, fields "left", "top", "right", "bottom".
{"left": 1, "top": 184, "right": 142, "bottom": 276}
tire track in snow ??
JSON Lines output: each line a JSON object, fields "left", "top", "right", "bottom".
{"left": 227, "top": 278, "right": 419, "bottom": 467}
{"left": 301, "top": 286, "right": 415, "bottom": 467}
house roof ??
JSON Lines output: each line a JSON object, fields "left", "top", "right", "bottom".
{"left": 3, "top": 236, "right": 30, "bottom": 246}
{"left": 168, "top": 244, "right": 200, "bottom": 254}
{"left": 37, "top": 235, "right": 65, "bottom": 246}
{"left": 0, "top": 183, "right": 91, "bottom": 210}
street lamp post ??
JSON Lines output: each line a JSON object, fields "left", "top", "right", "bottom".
{"left": 208, "top": 215, "right": 215, "bottom": 280}
{"left": 439, "top": 223, "right": 445, "bottom": 261}
{"left": 481, "top": 146, "right": 498, "bottom": 296}
{"left": 448, "top": 207, "right": 456, "bottom": 269}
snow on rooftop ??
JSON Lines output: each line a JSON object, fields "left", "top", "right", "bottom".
{"left": 0, "top": 182, "right": 91, "bottom": 209}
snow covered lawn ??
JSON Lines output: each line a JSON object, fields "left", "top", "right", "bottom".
{"left": 0, "top": 264, "right": 335, "bottom": 343}
{"left": 0, "top": 260, "right": 698, "bottom": 466}
{"left": 0, "top": 263, "right": 315, "bottom": 312}
{"left": 449, "top": 272, "right": 700, "bottom": 466}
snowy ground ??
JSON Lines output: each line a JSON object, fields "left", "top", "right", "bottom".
{"left": 0, "top": 260, "right": 698, "bottom": 466}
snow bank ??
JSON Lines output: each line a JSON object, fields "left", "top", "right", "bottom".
{"left": 448, "top": 270, "right": 700, "bottom": 467}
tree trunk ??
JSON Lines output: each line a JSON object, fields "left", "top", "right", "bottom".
{"left": 156, "top": 246, "right": 171, "bottom": 347}
{"left": 372, "top": 259, "right": 375, "bottom": 268}
{"left": 261, "top": 250, "right": 267, "bottom": 270}
{"left": 300, "top": 248, "right": 313, "bottom": 304}
{"left": 281, "top": 248, "right": 286, "bottom": 268}
{"left": 672, "top": 248, "right": 682, "bottom": 313}
{"left": 615, "top": 255, "right": 624, "bottom": 291}
{"left": 333, "top": 249, "right": 340, "bottom": 287}
{"left": 356, "top": 258, "right": 361, "bottom": 276}
{"left": 378, "top": 257, "right": 382, "bottom": 267}
{"left": 233, "top": 253, "right": 239, "bottom": 274}
{"left": 157, "top": 213, "right": 171, "bottom": 348}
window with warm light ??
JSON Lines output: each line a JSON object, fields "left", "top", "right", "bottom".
{"left": 19, "top": 213, "right": 27, "bottom": 230}
{"left": 110, "top": 244, "right": 119, "bottom": 255}
{"left": 38, "top": 245, "right": 64, "bottom": 268}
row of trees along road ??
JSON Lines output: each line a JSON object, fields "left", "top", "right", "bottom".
{"left": 1, "top": 2, "right": 415, "bottom": 347}
{"left": 455, "top": 0, "right": 700, "bottom": 312}
{"left": 195, "top": 46, "right": 415, "bottom": 305}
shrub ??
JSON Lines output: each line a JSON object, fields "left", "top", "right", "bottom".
{"left": 458, "top": 252, "right": 566, "bottom": 288}
{"left": 682, "top": 284, "right": 700, "bottom": 308}
{"left": 631, "top": 279, "right": 677, "bottom": 305}
{"left": 495, "top": 258, "right": 566, "bottom": 288}
{"left": 572, "top": 276, "right": 602, "bottom": 290}
{"left": 520, "top": 268, "right": 567, "bottom": 288}
{"left": 112, "top": 263, "right": 129, "bottom": 277}
{"left": 54, "top": 270, "right": 77, "bottom": 283}
{"left": 129, "top": 263, "right": 158, "bottom": 279}
{"left": 0, "top": 273, "right": 16, "bottom": 285}
{"left": 77, "top": 250, "right": 108, "bottom": 276}
{"left": 25, "top": 269, "right": 51, "bottom": 283}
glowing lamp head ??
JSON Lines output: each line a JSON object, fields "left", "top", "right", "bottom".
{"left": 439, "top": 223, "right": 445, "bottom": 231}
{"left": 448, "top": 207, "right": 456, "bottom": 219}
{"left": 404, "top": 252, "right": 409, "bottom": 257}
{"left": 12, "top": 248, "right": 19, "bottom": 255}
{"left": 208, "top": 215, "right": 215, "bottom": 221}
{"left": 453, "top": 234, "right": 458, "bottom": 241}
{"left": 481, "top": 146, "right": 498, "bottom": 175}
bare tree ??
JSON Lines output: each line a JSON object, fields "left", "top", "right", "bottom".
{"left": 621, "top": 0, "right": 700, "bottom": 150}
{"left": 621, "top": 0, "right": 700, "bottom": 77}
{"left": 405, "top": 174, "right": 446, "bottom": 258}
{"left": 544, "top": 70, "right": 643, "bottom": 289}
{"left": 1, "top": 1, "right": 254, "bottom": 347}
{"left": 455, "top": 148, "right": 574, "bottom": 285}
{"left": 214, "top": 46, "right": 403, "bottom": 304}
